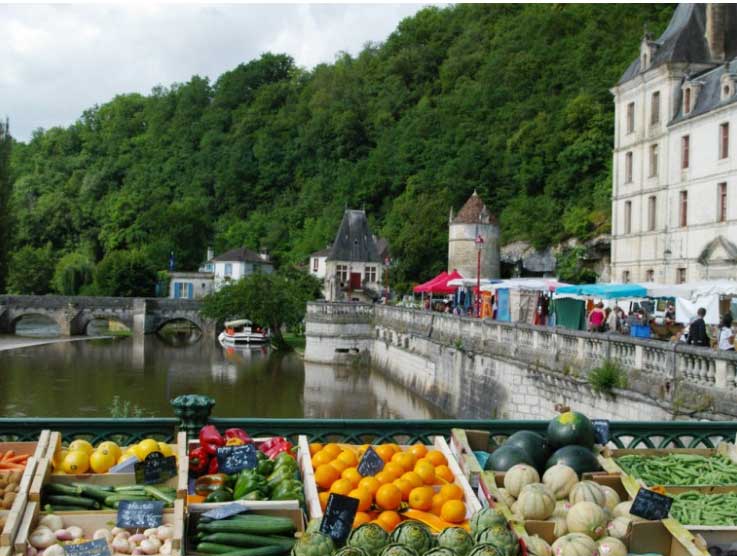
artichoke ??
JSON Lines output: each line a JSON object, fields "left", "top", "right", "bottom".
{"left": 469, "top": 545, "right": 506, "bottom": 556}
{"left": 379, "top": 544, "right": 419, "bottom": 556}
{"left": 436, "top": 527, "right": 474, "bottom": 556}
{"left": 390, "top": 521, "right": 434, "bottom": 555}
{"left": 347, "top": 523, "right": 391, "bottom": 556}
{"left": 291, "top": 532, "right": 335, "bottom": 556}
{"left": 336, "top": 548, "right": 370, "bottom": 556}
{"left": 470, "top": 508, "right": 507, "bottom": 536}
{"left": 306, "top": 518, "right": 322, "bottom": 534}
{"left": 474, "top": 526, "right": 519, "bottom": 556}
{"left": 425, "top": 549, "right": 457, "bottom": 556}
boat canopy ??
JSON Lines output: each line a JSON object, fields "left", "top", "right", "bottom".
{"left": 224, "top": 319, "right": 252, "bottom": 328}
{"left": 555, "top": 283, "right": 647, "bottom": 300}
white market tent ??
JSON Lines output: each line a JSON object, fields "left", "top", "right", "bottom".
{"left": 446, "top": 278, "right": 500, "bottom": 288}
{"left": 640, "top": 280, "right": 737, "bottom": 325}
{"left": 482, "top": 278, "right": 569, "bottom": 292}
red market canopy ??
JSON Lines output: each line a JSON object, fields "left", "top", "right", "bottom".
{"left": 413, "top": 270, "right": 463, "bottom": 295}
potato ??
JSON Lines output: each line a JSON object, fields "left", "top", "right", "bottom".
{"left": 2, "top": 492, "right": 16, "bottom": 509}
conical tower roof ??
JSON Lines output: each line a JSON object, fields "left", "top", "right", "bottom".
{"left": 451, "top": 190, "right": 496, "bottom": 225}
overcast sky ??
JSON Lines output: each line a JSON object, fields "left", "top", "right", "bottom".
{"left": 1, "top": 3, "right": 428, "bottom": 142}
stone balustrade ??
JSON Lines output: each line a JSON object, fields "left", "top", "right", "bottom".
{"left": 306, "top": 301, "right": 737, "bottom": 393}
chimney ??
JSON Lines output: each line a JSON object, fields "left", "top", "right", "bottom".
{"left": 206, "top": 246, "right": 214, "bottom": 261}
{"left": 259, "top": 246, "right": 270, "bottom": 262}
{"left": 707, "top": 4, "right": 727, "bottom": 62}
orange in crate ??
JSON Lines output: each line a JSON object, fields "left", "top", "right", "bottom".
{"left": 348, "top": 487, "right": 373, "bottom": 512}
{"left": 375, "top": 483, "right": 402, "bottom": 511}
{"left": 374, "top": 445, "right": 395, "bottom": 463}
{"left": 330, "top": 478, "right": 354, "bottom": 496}
{"left": 315, "top": 464, "right": 340, "bottom": 489}
{"left": 425, "top": 450, "right": 447, "bottom": 467}
{"left": 440, "top": 483, "right": 463, "bottom": 501}
{"left": 414, "top": 460, "right": 436, "bottom": 485}
{"left": 401, "top": 471, "right": 423, "bottom": 488}
{"left": 323, "top": 443, "right": 342, "bottom": 457}
{"left": 435, "top": 465, "right": 455, "bottom": 484}
{"left": 342, "top": 467, "right": 362, "bottom": 487}
{"left": 440, "top": 499, "right": 466, "bottom": 523}
{"left": 409, "top": 443, "right": 428, "bottom": 459}
{"left": 392, "top": 478, "right": 413, "bottom": 500}
{"left": 391, "top": 451, "right": 416, "bottom": 471}
{"left": 408, "top": 485, "right": 434, "bottom": 511}
{"left": 374, "top": 470, "right": 395, "bottom": 486}
{"left": 309, "top": 443, "right": 323, "bottom": 456}
{"left": 312, "top": 450, "right": 333, "bottom": 467}
{"left": 353, "top": 511, "right": 372, "bottom": 527}
{"left": 377, "top": 510, "right": 402, "bottom": 532}
{"left": 358, "top": 476, "right": 381, "bottom": 496}
{"left": 319, "top": 491, "right": 330, "bottom": 510}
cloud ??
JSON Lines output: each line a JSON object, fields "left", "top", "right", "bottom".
{"left": 0, "top": 4, "right": 426, "bottom": 141}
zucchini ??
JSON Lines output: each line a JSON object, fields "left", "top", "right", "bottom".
{"left": 43, "top": 483, "right": 82, "bottom": 496}
{"left": 103, "top": 494, "right": 152, "bottom": 506}
{"left": 144, "top": 485, "right": 175, "bottom": 505}
{"left": 201, "top": 533, "right": 294, "bottom": 549}
{"left": 45, "top": 495, "right": 100, "bottom": 509}
{"left": 74, "top": 484, "right": 116, "bottom": 502}
{"left": 198, "top": 518, "right": 295, "bottom": 535}
{"left": 196, "top": 544, "right": 287, "bottom": 556}
{"left": 44, "top": 504, "right": 90, "bottom": 512}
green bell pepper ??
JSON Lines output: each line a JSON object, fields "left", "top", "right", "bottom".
{"left": 256, "top": 458, "right": 275, "bottom": 477}
{"left": 273, "top": 452, "right": 298, "bottom": 472}
{"left": 266, "top": 466, "right": 295, "bottom": 490}
{"left": 242, "top": 490, "right": 267, "bottom": 501}
{"left": 204, "top": 488, "right": 233, "bottom": 503}
{"left": 234, "top": 469, "right": 269, "bottom": 500}
{"left": 271, "top": 479, "right": 304, "bottom": 501}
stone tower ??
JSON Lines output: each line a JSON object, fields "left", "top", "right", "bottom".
{"left": 448, "top": 191, "right": 500, "bottom": 279}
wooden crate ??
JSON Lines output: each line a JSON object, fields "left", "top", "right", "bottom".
{"left": 599, "top": 446, "right": 737, "bottom": 493}
{"left": 13, "top": 499, "right": 184, "bottom": 556}
{"left": 0, "top": 456, "right": 42, "bottom": 547}
{"left": 30, "top": 431, "right": 188, "bottom": 503}
{"left": 449, "top": 429, "right": 489, "bottom": 490}
{"left": 299, "top": 435, "right": 482, "bottom": 521}
{"left": 186, "top": 437, "right": 304, "bottom": 510}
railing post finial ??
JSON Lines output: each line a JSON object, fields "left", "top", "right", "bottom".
{"left": 170, "top": 394, "right": 215, "bottom": 438}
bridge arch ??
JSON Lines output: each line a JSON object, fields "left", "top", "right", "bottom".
{"left": 81, "top": 314, "right": 133, "bottom": 336}
{"left": 10, "top": 312, "right": 63, "bottom": 336}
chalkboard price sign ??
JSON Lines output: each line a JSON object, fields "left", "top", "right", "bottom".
{"left": 217, "top": 445, "right": 258, "bottom": 475}
{"left": 64, "top": 539, "right": 111, "bottom": 556}
{"left": 320, "top": 493, "right": 359, "bottom": 544}
{"left": 117, "top": 500, "right": 165, "bottom": 529}
{"left": 202, "top": 503, "right": 249, "bottom": 520}
{"left": 592, "top": 419, "right": 610, "bottom": 445}
{"left": 357, "top": 447, "right": 384, "bottom": 477}
{"left": 134, "top": 452, "right": 177, "bottom": 485}
{"left": 630, "top": 487, "right": 673, "bottom": 520}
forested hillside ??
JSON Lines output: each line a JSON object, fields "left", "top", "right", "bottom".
{"left": 6, "top": 4, "right": 674, "bottom": 294}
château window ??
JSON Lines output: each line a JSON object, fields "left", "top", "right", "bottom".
{"left": 681, "top": 135, "right": 690, "bottom": 169}
{"left": 651, "top": 91, "right": 660, "bottom": 125}
{"left": 721, "top": 122, "right": 730, "bottom": 159}
{"left": 312, "top": 258, "right": 319, "bottom": 272}
{"left": 645, "top": 269, "right": 654, "bottom": 282}
{"left": 622, "top": 270, "right": 631, "bottom": 284}
{"left": 649, "top": 144, "right": 658, "bottom": 177}
{"left": 719, "top": 182, "right": 728, "bottom": 222}
{"left": 677, "top": 268, "right": 687, "bottom": 284}
{"left": 336, "top": 264, "right": 349, "bottom": 282}
{"left": 648, "top": 195, "right": 656, "bottom": 231}
{"left": 626, "top": 102, "right": 635, "bottom": 134}
{"left": 624, "top": 200, "right": 632, "bottom": 234}
{"left": 625, "top": 152, "right": 633, "bottom": 183}
{"left": 684, "top": 88, "right": 692, "bottom": 114}
{"left": 224, "top": 263, "right": 232, "bottom": 277}
{"left": 364, "top": 266, "right": 377, "bottom": 283}
{"left": 680, "top": 191, "right": 688, "bottom": 227}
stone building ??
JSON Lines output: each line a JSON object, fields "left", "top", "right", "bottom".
{"left": 448, "top": 191, "right": 500, "bottom": 279}
{"left": 611, "top": 4, "right": 737, "bottom": 284}
{"left": 317, "top": 209, "right": 386, "bottom": 302}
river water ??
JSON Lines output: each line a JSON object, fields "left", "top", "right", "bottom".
{"left": 0, "top": 318, "right": 445, "bottom": 419}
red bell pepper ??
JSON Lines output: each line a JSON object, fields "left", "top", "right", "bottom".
{"left": 199, "top": 425, "right": 225, "bottom": 456}
{"left": 259, "top": 437, "right": 293, "bottom": 459}
{"left": 189, "top": 446, "right": 209, "bottom": 477}
{"left": 225, "top": 428, "right": 251, "bottom": 445}
{"left": 208, "top": 457, "right": 219, "bottom": 474}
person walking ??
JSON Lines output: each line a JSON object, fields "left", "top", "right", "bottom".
{"left": 606, "top": 306, "right": 620, "bottom": 333}
{"left": 718, "top": 313, "right": 735, "bottom": 351}
{"left": 588, "top": 302, "right": 606, "bottom": 332}
{"left": 687, "top": 307, "right": 710, "bottom": 347}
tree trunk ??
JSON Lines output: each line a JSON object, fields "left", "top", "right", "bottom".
{"left": 270, "top": 324, "right": 293, "bottom": 352}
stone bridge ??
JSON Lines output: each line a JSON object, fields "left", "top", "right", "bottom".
{"left": 0, "top": 295, "right": 216, "bottom": 337}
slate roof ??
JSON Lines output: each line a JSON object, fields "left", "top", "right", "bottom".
{"left": 211, "top": 247, "right": 270, "bottom": 264}
{"left": 327, "top": 209, "right": 382, "bottom": 263}
{"left": 618, "top": 4, "right": 737, "bottom": 85}
{"left": 451, "top": 190, "right": 496, "bottom": 225}
{"left": 310, "top": 247, "right": 331, "bottom": 258}
{"left": 670, "top": 60, "right": 737, "bottom": 124}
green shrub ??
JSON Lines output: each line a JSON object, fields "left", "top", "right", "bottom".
{"left": 588, "top": 360, "right": 627, "bottom": 394}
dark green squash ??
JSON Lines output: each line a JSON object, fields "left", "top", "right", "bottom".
{"left": 546, "top": 411, "right": 595, "bottom": 450}
{"left": 504, "top": 431, "right": 549, "bottom": 470}
{"left": 545, "top": 445, "right": 600, "bottom": 476}
{"left": 485, "top": 445, "right": 533, "bottom": 471}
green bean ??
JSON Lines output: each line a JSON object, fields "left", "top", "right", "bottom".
{"left": 616, "top": 454, "right": 737, "bottom": 486}
{"left": 670, "top": 491, "right": 737, "bottom": 525}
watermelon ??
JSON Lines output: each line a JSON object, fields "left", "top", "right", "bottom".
{"left": 486, "top": 445, "right": 534, "bottom": 471}
{"left": 546, "top": 412, "right": 595, "bottom": 450}
{"left": 504, "top": 431, "right": 549, "bottom": 470}
{"left": 545, "top": 446, "right": 600, "bottom": 476}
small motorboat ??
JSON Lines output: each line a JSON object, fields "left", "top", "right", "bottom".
{"left": 218, "top": 319, "right": 270, "bottom": 345}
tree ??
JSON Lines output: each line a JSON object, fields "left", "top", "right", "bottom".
{"left": 94, "top": 250, "right": 158, "bottom": 297}
{"left": 52, "top": 252, "right": 95, "bottom": 295}
{"left": 7, "top": 244, "right": 55, "bottom": 294}
{"left": 0, "top": 120, "right": 11, "bottom": 292}
{"left": 201, "top": 268, "right": 322, "bottom": 351}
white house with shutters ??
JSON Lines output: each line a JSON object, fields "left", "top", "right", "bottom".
{"left": 611, "top": 4, "right": 737, "bottom": 284}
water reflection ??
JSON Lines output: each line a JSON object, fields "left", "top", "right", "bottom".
{"left": 0, "top": 334, "right": 446, "bottom": 419}
{"left": 14, "top": 315, "right": 60, "bottom": 337}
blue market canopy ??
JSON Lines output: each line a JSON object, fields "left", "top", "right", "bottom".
{"left": 555, "top": 283, "right": 647, "bottom": 299}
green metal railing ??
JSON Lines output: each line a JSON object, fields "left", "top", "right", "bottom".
{"left": 0, "top": 418, "right": 178, "bottom": 444}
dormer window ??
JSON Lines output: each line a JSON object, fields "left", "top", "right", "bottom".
{"left": 684, "top": 88, "right": 692, "bottom": 114}
{"left": 720, "top": 73, "right": 735, "bottom": 101}
{"left": 640, "top": 36, "right": 656, "bottom": 72}
{"left": 682, "top": 80, "right": 704, "bottom": 115}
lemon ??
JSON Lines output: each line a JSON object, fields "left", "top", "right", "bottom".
{"left": 62, "top": 450, "right": 90, "bottom": 474}
{"left": 96, "top": 441, "right": 121, "bottom": 460}
{"left": 137, "top": 439, "right": 161, "bottom": 460}
{"left": 117, "top": 452, "right": 135, "bottom": 465}
{"left": 68, "top": 439, "right": 94, "bottom": 455}
{"left": 89, "top": 449, "right": 116, "bottom": 473}
{"left": 52, "top": 449, "right": 68, "bottom": 471}
{"left": 157, "top": 442, "right": 174, "bottom": 458}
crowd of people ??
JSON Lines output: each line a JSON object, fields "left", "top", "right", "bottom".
{"left": 586, "top": 302, "right": 735, "bottom": 351}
